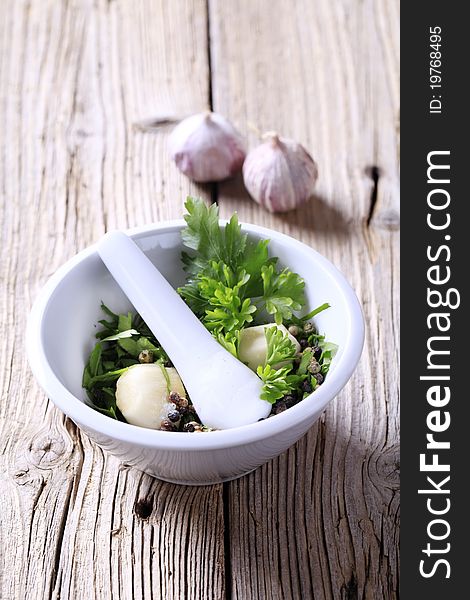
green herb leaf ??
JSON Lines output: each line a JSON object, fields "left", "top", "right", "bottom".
{"left": 88, "top": 343, "right": 102, "bottom": 377}
{"left": 318, "top": 341, "right": 338, "bottom": 375}
{"left": 101, "top": 329, "right": 139, "bottom": 342}
{"left": 157, "top": 362, "right": 171, "bottom": 394}
{"left": 257, "top": 365, "right": 301, "bottom": 403}
{"left": 118, "top": 312, "right": 133, "bottom": 332}
{"left": 84, "top": 396, "right": 123, "bottom": 421}
{"left": 177, "top": 279, "right": 208, "bottom": 316}
{"left": 181, "top": 197, "right": 247, "bottom": 274}
{"left": 257, "top": 327, "right": 302, "bottom": 402}
{"left": 288, "top": 302, "right": 331, "bottom": 325}
{"left": 242, "top": 239, "right": 273, "bottom": 297}
{"left": 216, "top": 331, "right": 239, "bottom": 358}
{"left": 264, "top": 326, "right": 297, "bottom": 367}
{"left": 192, "top": 265, "right": 256, "bottom": 334}
{"left": 224, "top": 213, "right": 247, "bottom": 267}
{"left": 117, "top": 337, "right": 140, "bottom": 356}
{"left": 88, "top": 367, "right": 129, "bottom": 386}
{"left": 261, "top": 265, "right": 306, "bottom": 324}
{"left": 297, "top": 348, "right": 314, "bottom": 375}
{"left": 100, "top": 303, "right": 119, "bottom": 320}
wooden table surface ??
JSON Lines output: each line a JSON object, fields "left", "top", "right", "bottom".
{"left": 0, "top": 1, "right": 399, "bottom": 598}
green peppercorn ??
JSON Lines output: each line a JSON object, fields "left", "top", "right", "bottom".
{"left": 303, "top": 322, "right": 315, "bottom": 334}
{"left": 308, "top": 359, "right": 321, "bottom": 374}
{"left": 138, "top": 349, "right": 154, "bottom": 363}
{"left": 288, "top": 325, "right": 300, "bottom": 337}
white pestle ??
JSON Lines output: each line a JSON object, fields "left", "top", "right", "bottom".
{"left": 97, "top": 231, "right": 271, "bottom": 429}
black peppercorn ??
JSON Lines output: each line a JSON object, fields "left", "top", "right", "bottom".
{"left": 184, "top": 421, "right": 201, "bottom": 433}
{"left": 272, "top": 401, "right": 287, "bottom": 414}
{"left": 169, "top": 391, "right": 181, "bottom": 403}
{"left": 283, "top": 394, "right": 296, "bottom": 408}
{"left": 177, "top": 397, "right": 189, "bottom": 409}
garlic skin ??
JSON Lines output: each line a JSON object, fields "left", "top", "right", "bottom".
{"left": 238, "top": 323, "right": 301, "bottom": 372}
{"left": 116, "top": 364, "right": 186, "bottom": 429}
{"left": 242, "top": 133, "right": 318, "bottom": 212}
{"left": 169, "top": 112, "right": 246, "bottom": 182}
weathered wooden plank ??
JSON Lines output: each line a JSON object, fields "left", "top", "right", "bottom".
{"left": 209, "top": 0, "right": 399, "bottom": 598}
{"left": 0, "top": 1, "right": 225, "bottom": 599}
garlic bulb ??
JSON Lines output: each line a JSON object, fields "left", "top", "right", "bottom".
{"left": 116, "top": 364, "right": 186, "bottom": 429}
{"left": 169, "top": 111, "right": 246, "bottom": 182}
{"left": 242, "top": 133, "right": 318, "bottom": 212}
{"left": 238, "top": 323, "right": 301, "bottom": 372}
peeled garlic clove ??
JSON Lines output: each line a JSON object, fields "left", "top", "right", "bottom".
{"left": 169, "top": 111, "right": 246, "bottom": 182}
{"left": 116, "top": 364, "right": 186, "bottom": 429}
{"left": 238, "top": 323, "right": 301, "bottom": 372}
{"left": 242, "top": 133, "right": 318, "bottom": 212}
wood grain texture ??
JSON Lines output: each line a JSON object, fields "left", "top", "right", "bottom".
{"left": 0, "top": 1, "right": 224, "bottom": 599}
{"left": 0, "top": 0, "right": 399, "bottom": 599}
{"left": 209, "top": 0, "right": 399, "bottom": 598}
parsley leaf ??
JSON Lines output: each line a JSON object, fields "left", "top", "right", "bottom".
{"left": 318, "top": 341, "right": 339, "bottom": 375}
{"left": 256, "top": 326, "right": 302, "bottom": 403}
{"left": 216, "top": 331, "right": 239, "bottom": 358}
{"left": 297, "top": 347, "right": 314, "bottom": 375}
{"left": 265, "top": 326, "right": 297, "bottom": 366}
{"left": 199, "top": 267, "right": 256, "bottom": 334}
{"left": 261, "top": 265, "right": 306, "bottom": 324}
{"left": 177, "top": 279, "right": 208, "bottom": 317}
{"left": 242, "top": 238, "right": 274, "bottom": 297}
{"left": 181, "top": 197, "right": 246, "bottom": 275}
{"left": 257, "top": 365, "right": 302, "bottom": 403}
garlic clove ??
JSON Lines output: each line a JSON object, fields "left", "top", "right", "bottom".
{"left": 116, "top": 364, "right": 186, "bottom": 429}
{"left": 238, "top": 323, "right": 301, "bottom": 372}
{"left": 169, "top": 111, "right": 246, "bottom": 182}
{"left": 242, "top": 133, "right": 318, "bottom": 213}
